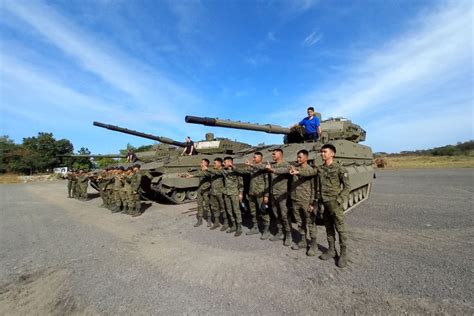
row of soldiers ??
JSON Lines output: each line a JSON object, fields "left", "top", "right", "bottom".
{"left": 66, "top": 164, "right": 145, "bottom": 217}
{"left": 186, "top": 143, "right": 351, "bottom": 268}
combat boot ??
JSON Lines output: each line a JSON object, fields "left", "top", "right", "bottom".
{"left": 246, "top": 223, "right": 259, "bottom": 235}
{"left": 122, "top": 205, "right": 129, "bottom": 214}
{"left": 207, "top": 217, "right": 212, "bottom": 227}
{"left": 319, "top": 239, "right": 336, "bottom": 260}
{"left": 291, "top": 232, "right": 307, "bottom": 250}
{"left": 220, "top": 217, "right": 229, "bottom": 231}
{"left": 284, "top": 231, "right": 293, "bottom": 247}
{"left": 210, "top": 212, "right": 220, "bottom": 230}
{"left": 135, "top": 202, "right": 141, "bottom": 214}
{"left": 260, "top": 225, "right": 270, "bottom": 240}
{"left": 226, "top": 225, "right": 236, "bottom": 233}
{"left": 111, "top": 205, "right": 121, "bottom": 213}
{"left": 194, "top": 217, "right": 203, "bottom": 227}
{"left": 337, "top": 245, "right": 348, "bottom": 268}
{"left": 269, "top": 225, "right": 284, "bottom": 241}
{"left": 307, "top": 238, "right": 318, "bottom": 256}
{"left": 234, "top": 223, "right": 242, "bottom": 237}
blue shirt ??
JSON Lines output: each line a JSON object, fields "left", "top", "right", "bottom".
{"left": 299, "top": 116, "right": 320, "bottom": 134}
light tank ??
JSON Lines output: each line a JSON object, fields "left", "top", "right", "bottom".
{"left": 92, "top": 121, "right": 251, "bottom": 204}
{"left": 185, "top": 114, "right": 374, "bottom": 213}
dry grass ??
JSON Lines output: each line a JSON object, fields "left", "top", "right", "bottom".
{"left": 0, "top": 174, "right": 22, "bottom": 184}
{"left": 376, "top": 155, "right": 474, "bottom": 169}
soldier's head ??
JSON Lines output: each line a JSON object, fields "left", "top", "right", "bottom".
{"left": 321, "top": 144, "right": 336, "bottom": 162}
{"left": 200, "top": 159, "right": 210, "bottom": 168}
{"left": 271, "top": 148, "right": 283, "bottom": 162}
{"left": 253, "top": 152, "right": 263, "bottom": 164}
{"left": 214, "top": 158, "right": 223, "bottom": 168}
{"left": 297, "top": 149, "right": 309, "bottom": 165}
{"left": 185, "top": 136, "right": 191, "bottom": 143}
{"left": 307, "top": 106, "right": 315, "bottom": 118}
{"left": 223, "top": 156, "right": 233, "bottom": 168}
{"left": 133, "top": 164, "right": 141, "bottom": 172}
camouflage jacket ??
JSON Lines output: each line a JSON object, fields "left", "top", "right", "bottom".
{"left": 234, "top": 164, "right": 269, "bottom": 197}
{"left": 204, "top": 169, "right": 225, "bottom": 195}
{"left": 113, "top": 175, "right": 124, "bottom": 190}
{"left": 207, "top": 168, "right": 243, "bottom": 196}
{"left": 298, "top": 162, "right": 350, "bottom": 203}
{"left": 268, "top": 161, "right": 291, "bottom": 196}
{"left": 276, "top": 164, "right": 316, "bottom": 205}
{"left": 130, "top": 172, "right": 142, "bottom": 192}
{"left": 192, "top": 170, "right": 211, "bottom": 191}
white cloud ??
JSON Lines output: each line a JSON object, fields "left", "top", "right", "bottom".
{"left": 302, "top": 31, "right": 322, "bottom": 47}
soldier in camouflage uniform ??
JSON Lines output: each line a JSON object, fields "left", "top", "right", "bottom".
{"left": 112, "top": 167, "right": 125, "bottom": 213}
{"left": 265, "top": 149, "right": 293, "bottom": 246}
{"left": 287, "top": 150, "right": 318, "bottom": 255}
{"left": 122, "top": 167, "right": 134, "bottom": 214}
{"left": 184, "top": 159, "right": 211, "bottom": 227}
{"left": 66, "top": 170, "right": 74, "bottom": 198}
{"left": 205, "top": 158, "right": 227, "bottom": 231}
{"left": 97, "top": 169, "right": 109, "bottom": 207}
{"left": 206, "top": 157, "right": 244, "bottom": 236}
{"left": 297, "top": 144, "right": 351, "bottom": 268}
{"left": 235, "top": 152, "right": 271, "bottom": 239}
{"left": 77, "top": 170, "right": 89, "bottom": 201}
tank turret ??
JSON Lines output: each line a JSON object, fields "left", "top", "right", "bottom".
{"left": 185, "top": 115, "right": 366, "bottom": 144}
{"left": 93, "top": 121, "right": 186, "bottom": 147}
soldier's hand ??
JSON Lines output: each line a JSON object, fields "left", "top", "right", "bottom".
{"left": 239, "top": 192, "right": 243, "bottom": 202}
{"left": 265, "top": 161, "right": 272, "bottom": 171}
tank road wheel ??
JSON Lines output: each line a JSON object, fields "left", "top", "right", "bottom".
{"left": 358, "top": 189, "right": 363, "bottom": 201}
{"left": 354, "top": 190, "right": 360, "bottom": 203}
{"left": 171, "top": 190, "right": 186, "bottom": 204}
{"left": 186, "top": 189, "right": 198, "bottom": 201}
{"left": 348, "top": 192, "right": 354, "bottom": 207}
{"left": 343, "top": 197, "right": 349, "bottom": 210}
{"left": 362, "top": 186, "right": 368, "bottom": 198}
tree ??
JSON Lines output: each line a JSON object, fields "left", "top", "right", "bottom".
{"left": 72, "top": 147, "right": 94, "bottom": 171}
{"left": 0, "top": 136, "right": 18, "bottom": 173}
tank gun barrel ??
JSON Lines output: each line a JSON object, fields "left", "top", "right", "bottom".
{"left": 93, "top": 121, "right": 186, "bottom": 147}
{"left": 185, "top": 116, "right": 291, "bottom": 134}
{"left": 58, "top": 154, "right": 126, "bottom": 158}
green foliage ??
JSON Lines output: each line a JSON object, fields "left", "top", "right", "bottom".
{"left": 386, "top": 140, "right": 474, "bottom": 157}
{"left": 72, "top": 147, "right": 93, "bottom": 171}
{"left": 136, "top": 144, "right": 154, "bottom": 152}
{"left": 94, "top": 157, "right": 118, "bottom": 169}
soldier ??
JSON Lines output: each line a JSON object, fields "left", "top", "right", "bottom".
{"left": 122, "top": 167, "right": 134, "bottom": 214}
{"left": 112, "top": 167, "right": 125, "bottom": 213}
{"left": 97, "top": 168, "right": 108, "bottom": 207}
{"left": 183, "top": 159, "right": 212, "bottom": 227}
{"left": 71, "top": 171, "right": 78, "bottom": 199}
{"left": 206, "top": 157, "right": 243, "bottom": 237}
{"left": 265, "top": 149, "right": 293, "bottom": 246}
{"left": 77, "top": 170, "right": 89, "bottom": 200}
{"left": 129, "top": 164, "right": 143, "bottom": 216}
{"left": 235, "top": 152, "right": 271, "bottom": 239}
{"left": 206, "top": 158, "right": 227, "bottom": 231}
{"left": 66, "top": 169, "right": 74, "bottom": 198}
{"left": 295, "top": 144, "right": 351, "bottom": 268}
{"left": 103, "top": 168, "right": 115, "bottom": 210}
{"left": 287, "top": 150, "right": 318, "bottom": 255}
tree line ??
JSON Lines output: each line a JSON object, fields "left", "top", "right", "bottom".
{"left": 375, "top": 140, "right": 474, "bottom": 157}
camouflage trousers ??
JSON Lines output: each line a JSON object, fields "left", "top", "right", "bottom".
{"left": 113, "top": 190, "right": 125, "bottom": 209}
{"left": 196, "top": 187, "right": 210, "bottom": 218}
{"left": 210, "top": 193, "right": 226, "bottom": 224}
{"left": 248, "top": 194, "right": 270, "bottom": 226}
{"left": 271, "top": 193, "right": 290, "bottom": 233}
{"left": 67, "top": 181, "right": 73, "bottom": 197}
{"left": 224, "top": 194, "right": 242, "bottom": 225}
{"left": 293, "top": 201, "right": 317, "bottom": 239}
{"left": 79, "top": 184, "right": 88, "bottom": 199}
{"left": 322, "top": 200, "right": 347, "bottom": 247}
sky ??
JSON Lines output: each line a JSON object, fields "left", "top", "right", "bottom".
{"left": 0, "top": 0, "right": 472, "bottom": 154}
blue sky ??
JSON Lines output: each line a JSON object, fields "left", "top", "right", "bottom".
{"left": 0, "top": 0, "right": 472, "bottom": 154}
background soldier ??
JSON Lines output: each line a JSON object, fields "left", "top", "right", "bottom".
{"left": 66, "top": 169, "right": 74, "bottom": 198}
{"left": 122, "top": 167, "right": 134, "bottom": 214}
{"left": 130, "top": 164, "right": 143, "bottom": 216}
{"left": 288, "top": 150, "right": 318, "bottom": 255}
{"left": 265, "top": 149, "right": 293, "bottom": 246}
{"left": 184, "top": 159, "right": 211, "bottom": 227}
{"left": 236, "top": 152, "right": 270, "bottom": 239}
{"left": 77, "top": 170, "right": 89, "bottom": 201}
{"left": 112, "top": 167, "right": 125, "bottom": 213}
{"left": 205, "top": 158, "right": 227, "bottom": 231}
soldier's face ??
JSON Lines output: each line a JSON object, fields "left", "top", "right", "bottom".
{"left": 320, "top": 148, "right": 334, "bottom": 161}
{"left": 253, "top": 154, "right": 262, "bottom": 163}
{"left": 272, "top": 151, "right": 281, "bottom": 161}
{"left": 224, "top": 160, "right": 233, "bottom": 168}
{"left": 297, "top": 153, "right": 307, "bottom": 165}
{"left": 200, "top": 160, "right": 208, "bottom": 168}
{"left": 214, "top": 160, "right": 222, "bottom": 168}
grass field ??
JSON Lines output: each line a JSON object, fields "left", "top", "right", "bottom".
{"left": 377, "top": 155, "right": 474, "bottom": 169}
{"left": 0, "top": 174, "right": 22, "bottom": 184}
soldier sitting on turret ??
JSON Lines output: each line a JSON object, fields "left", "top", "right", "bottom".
{"left": 298, "top": 106, "right": 321, "bottom": 141}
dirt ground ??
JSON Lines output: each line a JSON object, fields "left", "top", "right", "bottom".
{"left": 0, "top": 169, "right": 473, "bottom": 315}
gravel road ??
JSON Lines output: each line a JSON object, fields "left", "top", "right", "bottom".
{"left": 0, "top": 169, "right": 472, "bottom": 315}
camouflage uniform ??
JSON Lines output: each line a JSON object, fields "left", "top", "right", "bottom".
{"left": 97, "top": 171, "right": 108, "bottom": 207}
{"left": 129, "top": 171, "right": 142, "bottom": 215}
{"left": 112, "top": 174, "right": 124, "bottom": 212}
{"left": 122, "top": 174, "right": 134, "bottom": 214}
{"left": 299, "top": 162, "right": 351, "bottom": 266}
{"left": 235, "top": 164, "right": 270, "bottom": 235}
{"left": 66, "top": 172, "right": 74, "bottom": 198}
{"left": 206, "top": 169, "right": 227, "bottom": 229}
{"left": 193, "top": 170, "right": 211, "bottom": 224}
{"left": 268, "top": 161, "right": 292, "bottom": 245}
{"left": 103, "top": 173, "right": 115, "bottom": 209}
{"left": 77, "top": 174, "right": 89, "bottom": 200}
{"left": 288, "top": 164, "right": 317, "bottom": 253}
{"left": 208, "top": 168, "right": 244, "bottom": 235}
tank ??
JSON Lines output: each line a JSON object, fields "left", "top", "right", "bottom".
{"left": 92, "top": 121, "right": 252, "bottom": 204}
{"left": 185, "top": 115, "right": 374, "bottom": 213}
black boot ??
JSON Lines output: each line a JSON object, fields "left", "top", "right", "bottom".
{"left": 260, "top": 225, "right": 270, "bottom": 240}
{"left": 291, "top": 231, "right": 306, "bottom": 250}
{"left": 284, "top": 231, "right": 292, "bottom": 247}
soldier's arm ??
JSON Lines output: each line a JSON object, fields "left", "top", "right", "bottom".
{"left": 297, "top": 166, "right": 318, "bottom": 177}
{"left": 338, "top": 167, "right": 351, "bottom": 199}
